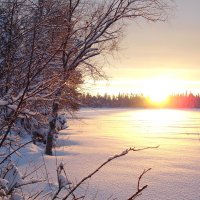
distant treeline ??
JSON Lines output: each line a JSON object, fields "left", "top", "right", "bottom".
{"left": 80, "top": 93, "right": 200, "bottom": 108}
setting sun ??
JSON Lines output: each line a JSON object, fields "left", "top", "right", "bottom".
{"left": 142, "top": 77, "right": 176, "bottom": 106}
{"left": 149, "top": 92, "right": 168, "bottom": 104}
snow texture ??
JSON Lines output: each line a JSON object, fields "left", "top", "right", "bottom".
{"left": 2, "top": 108, "right": 200, "bottom": 200}
{"left": 56, "top": 114, "right": 68, "bottom": 131}
{"left": 58, "top": 174, "right": 71, "bottom": 188}
{"left": 10, "top": 192, "right": 24, "bottom": 200}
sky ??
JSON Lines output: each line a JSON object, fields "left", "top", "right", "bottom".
{"left": 87, "top": 0, "right": 200, "bottom": 97}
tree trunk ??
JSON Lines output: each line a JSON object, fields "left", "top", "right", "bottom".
{"left": 45, "top": 95, "right": 59, "bottom": 155}
{"left": 45, "top": 128, "right": 54, "bottom": 155}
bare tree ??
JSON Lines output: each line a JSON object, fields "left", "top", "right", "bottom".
{"left": 42, "top": 0, "right": 172, "bottom": 155}
{"left": 0, "top": 0, "right": 171, "bottom": 153}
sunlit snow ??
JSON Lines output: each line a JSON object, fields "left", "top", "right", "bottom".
{"left": 17, "top": 108, "right": 200, "bottom": 199}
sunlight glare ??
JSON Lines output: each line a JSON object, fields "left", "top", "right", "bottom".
{"left": 144, "top": 77, "right": 176, "bottom": 106}
{"left": 149, "top": 92, "right": 168, "bottom": 104}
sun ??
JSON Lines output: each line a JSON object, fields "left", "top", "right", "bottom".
{"left": 148, "top": 88, "right": 169, "bottom": 107}
{"left": 150, "top": 92, "right": 168, "bottom": 104}
{"left": 144, "top": 77, "right": 173, "bottom": 106}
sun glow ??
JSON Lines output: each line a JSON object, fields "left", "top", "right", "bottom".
{"left": 88, "top": 75, "right": 192, "bottom": 103}
{"left": 149, "top": 92, "right": 168, "bottom": 104}
{"left": 144, "top": 77, "right": 176, "bottom": 106}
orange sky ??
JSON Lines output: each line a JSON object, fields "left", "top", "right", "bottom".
{"left": 87, "top": 0, "right": 200, "bottom": 97}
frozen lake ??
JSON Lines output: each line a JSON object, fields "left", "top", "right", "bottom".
{"left": 56, "top": 108, "right": 200, "bottom": 200}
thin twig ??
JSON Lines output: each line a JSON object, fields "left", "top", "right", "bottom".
{"left": 62, "top": 146, "right": 158, "bottom": 199}
{"left": 127, "top": 168, "right": 152, "bottom": 200}
{"left": 0, "top": 140, "right": 32, "bottom": 165}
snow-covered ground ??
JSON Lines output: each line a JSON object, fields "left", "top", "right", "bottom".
{"left": 17, "top": 108, "right": 200, "bottom": 199}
